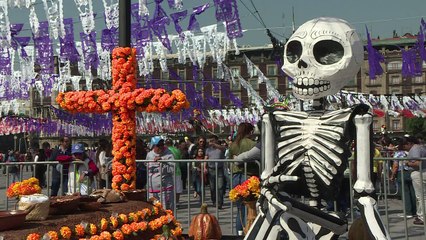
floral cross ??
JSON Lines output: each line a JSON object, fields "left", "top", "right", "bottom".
{"left": 56, "top": 47, "right": 189, "bottom": 191}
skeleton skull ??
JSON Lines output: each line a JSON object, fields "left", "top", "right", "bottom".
{"left": 282, "top": 17, "right": 363, "bottom": 100}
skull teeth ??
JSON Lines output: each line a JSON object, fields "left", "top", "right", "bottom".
{"left": 293, "top": 78, "right": 331, "bottom": 96}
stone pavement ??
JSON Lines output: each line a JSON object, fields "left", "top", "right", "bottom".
{"left": 1, "top": 170, "right": 425, "bottom": 239}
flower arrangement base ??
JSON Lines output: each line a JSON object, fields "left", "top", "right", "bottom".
{"left": 243, "top": 201, "right": 257, "bottom": 235}
{"left": 1, "top": 200, "right": 183, "bottom": 240}
{"left": 17, "top": 194, "right": 50, "bottom": 221}
{"left": 0, "top": 210, "right": 28, "bottom": 231}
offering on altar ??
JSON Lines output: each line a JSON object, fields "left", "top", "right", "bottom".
{"left": 6, "top": 177, "right": 42, "bottom": 199}
{"left": 229, "top": 176, "right": 260, "bottom": 202}
{"left": 22, "top": 198, "right": 183, "bottom": 240}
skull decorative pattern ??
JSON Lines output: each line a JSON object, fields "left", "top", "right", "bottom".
{"left": 282, "top": 17, "right": 363, "bottom": 100}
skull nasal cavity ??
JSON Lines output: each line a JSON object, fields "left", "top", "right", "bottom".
{"left": 298, "top": 59, "right": 308, "bottom": 69}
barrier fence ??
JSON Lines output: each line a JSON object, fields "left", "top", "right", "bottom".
{"left": 1, "top": 158, "right": 426, "bottom": 238}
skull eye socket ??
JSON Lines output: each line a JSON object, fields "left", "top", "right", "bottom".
{"left": 286, "top": 40, "right": 302, "bottom": 63}
{"left": 313, "top": 40, "right": 344, "bottom": 65}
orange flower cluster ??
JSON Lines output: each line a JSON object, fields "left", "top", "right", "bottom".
{"left": 229, "top": 176, "right": 261, "bottom": 202}
{"left": 26, "top": 198, "right": 183, "bottom": 240}
{"left": 6, "top": 177, "right": 41, "bottom": 198}
{"left": 55, "top": 88, "right": 189, "bottom": 115}
{"left": 56, "top": 47, "right": 189, "bottom": 191}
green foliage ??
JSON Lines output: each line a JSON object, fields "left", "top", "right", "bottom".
{"left": 405, "top": 118, "right": 426, "bottom": 136}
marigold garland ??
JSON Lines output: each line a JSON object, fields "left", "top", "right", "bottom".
{"left": 26, "top": 199, "right": 183, "bottom": 240}
{"left": 229, "top": 176, "right": 261, "bottom": 202}
{"left": 56, "top": 46, "right": 189, "bottom": 191}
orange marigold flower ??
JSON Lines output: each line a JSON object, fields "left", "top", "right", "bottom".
{"left": 100, "top": 218, "right": 108, "bottom": 231}
{"left": 26, "top": 233, "right": 41, "bottom": 240}
{"left": 110, "top": 216, "right": 119, "bottom": 229}
{"left": 89, "top": 236, "right": 101, "bottom": 240}
{"left": 46, "top": 231, "right": 59, "bottom": 240}
{"left": 112, "top": 230, "right": 124, "bottom": 240}
{"left": 99, "top": 231, "right": 112, "bottom": 240}
{"left": 120, "top": 183, "right": 130, "bottom": 191}
{"left": 128, "top": 212, "right": 138, "bottom": 223}
{"left": 75, "top": 224, "right": 85, "bottom": 237}
{"left": 119, "top": 214, "right": 128, "bottom": 224}
{"left": 120, "top": 224, "right": 132, "bottom": 235}
{"left": 60, "top": 226, "right": 72, "bottom": 239}
{"left": 89, "top": 223, "right": 97, "bottom": 235}
{"left": 138, "top": 221, "right": 148, "bottom": 231}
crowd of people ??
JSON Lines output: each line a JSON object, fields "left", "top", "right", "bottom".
{"left": 3, "top": 124, "right": 426, "bottom": 231}
{"left": 375, "top": 134, "right": 426, "bottom": 225}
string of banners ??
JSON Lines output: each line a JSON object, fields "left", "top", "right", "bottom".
{"left": 0, "top": 0, "right": 243, "bottom": 99}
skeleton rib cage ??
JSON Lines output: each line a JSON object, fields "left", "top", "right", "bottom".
{"left": 269, "top": 108, "right": 354, "bottom": 200}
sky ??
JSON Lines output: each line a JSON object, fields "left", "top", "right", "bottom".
{"left": 6, "top": 0, "right": 426, "bottom": 47}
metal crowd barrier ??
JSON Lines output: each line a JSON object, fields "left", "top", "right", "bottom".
{"left": 2, "top": 157, "right": 426, "bottom": 238}
{"left": 104, "top": 158, "right": 261, "bottom": 235}
{"left": 0, "top": 161, "right": 90, "bottom": 210}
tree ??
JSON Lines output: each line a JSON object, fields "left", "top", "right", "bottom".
{"left": 405, "top": 118, "right": 426, "bottom": 136}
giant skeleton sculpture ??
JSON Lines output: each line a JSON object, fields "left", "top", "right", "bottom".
{"left": 245, "top": 18, "right": 390, "bottom": 240}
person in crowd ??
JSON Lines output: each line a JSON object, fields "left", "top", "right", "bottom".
{"left": 50, "top": 136, "right": 72, "bottom": 196}
{"left": 390, "top": 137, "right": 417, "bottom": 219}
{"left": 205, "top": 134, "right": 226, "bottom": 209}
{"left": 185, "top": 136, "right": 195, "bottom": 157}
{"left": 96, "top": 139, "right": 113, "bottom": 189}
{"left": 165, "top": 139, "right": 183, "bottom": 205}
{"left": 32, "top": 143, "right": 45, "bottom": 188}
{"left": 7, "top": 150, "right": 19, "bottom": 183}
{"left": 228, "top": 122, "right": 257, "bottom": 233}
{"left": 190, "top": 136, "right": 207, "bottom": 159}
{"left": 193, "top": 147, "right": 206, "bottom": 201}
{"left": 178, "top": 139, "right": 190, "bottom": 190}
{"left": 68, "top": 143, "right": 99, "bottom": 195}
{"left": 146, "top": 136, "right": 175, "bottom": 210}
{"left": 405, "top": 136, "right": 426, "bottom": 225}
{"left": 372, "top": 143, "right": 383, "bottom": 189}
{"left": 24, "top": 149, "right": 33, "bottom": 172}
{"left": 136, "top": 138, "right": 148, "bottom": 189}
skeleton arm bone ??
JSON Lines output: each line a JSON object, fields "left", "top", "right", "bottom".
{"left": 261, "top": 114, "right": 275, "bottom": 180}
{"left": 357, "top": 196, "right": 390, "bottom": 239}
{"left": 353, "top": 114, "right": 375, "bottom": 194}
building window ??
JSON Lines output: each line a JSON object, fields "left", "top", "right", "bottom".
{"left": 387, "top": 61, "right": 402, "bottom": 70}
{"left": 178, "top": 82, "right": 186, "bottom": 91}
{"left": 392, "top": 120, "right": 400, "bottom": 131}
{"left": 268, "top": 77, "right": 278, "bottom": 89}
{"left": 415, "top": 88, "right": 423, "bottom": 94}
{"left": 391, "top": 88, "right": 400, "bottom": 94}
{"left": 212, "top": 92, "right": 221, "bottom": 105}
{"left": 249, "top": 78, "right": 259, "bottom": 90}
{"left": 231, "top": 79, "right": 241, "bottom": 91}
{"left": 178, "top": 69, "right": 186, "bottom": 80}
{"left": 248, "top": 65, "right": 258, "bottom": 77}
{"left": 267, "top": 65, "right": 277, "bottom": 76}
{"left": 369, "top": 78, "right": 379, "bottom": 85}
{"left": 160, "top": 71, "right": 169, "bottom": 80}
{"left": 390, "top": 75, "right": 400, "bottom": 84}
{"left": 413, "top": 75, "right": 423, "bottom": 83}
{"left": 230, "top": 66, "right": 241, "bottom": 77}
